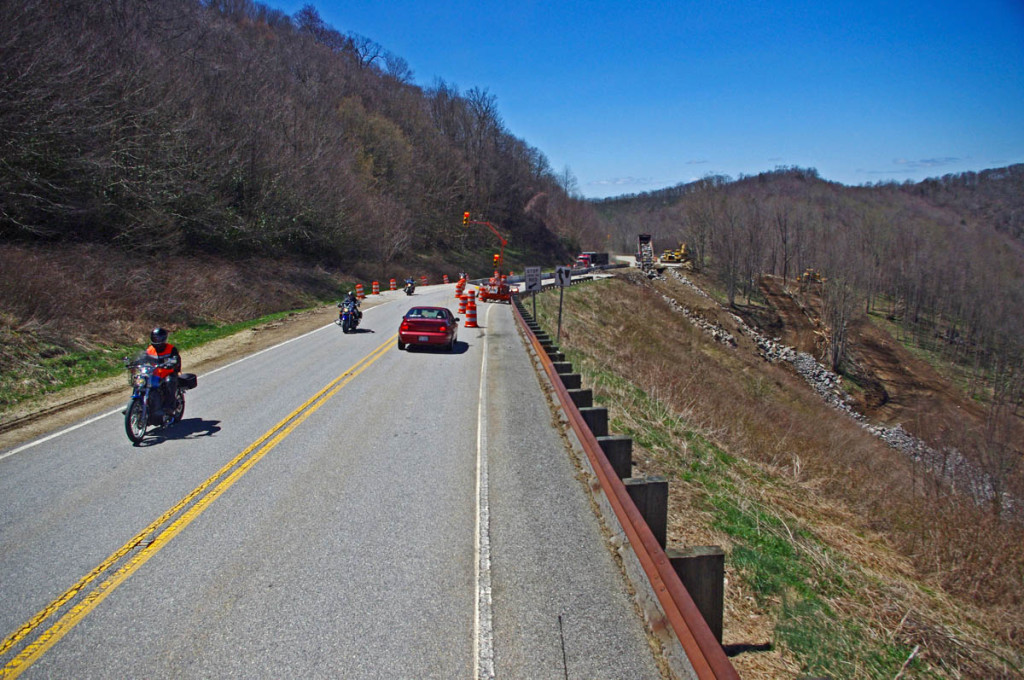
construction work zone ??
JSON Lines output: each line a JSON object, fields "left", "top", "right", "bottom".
{"left": 463, "top": 211, "right": 516, "bottom": 303}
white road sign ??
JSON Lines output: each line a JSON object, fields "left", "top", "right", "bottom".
{"left": 524, "top": 266, "right": 542, "bottom": 292}
{"left": 556, "top": 266, "right": 572, "bottom": 288}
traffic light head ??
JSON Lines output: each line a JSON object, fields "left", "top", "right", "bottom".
{"left": 493, "top": 254, "right": 500, "bottom": 265}
{"left": 463, "top": 211, "right": 470, "bottom": 226}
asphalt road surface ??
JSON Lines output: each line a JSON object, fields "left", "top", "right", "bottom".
{"left": 0, "top": 285, "right": 665, "bottom": 679}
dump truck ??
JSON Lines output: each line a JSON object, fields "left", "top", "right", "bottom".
{"left": 637, "top": 234, "right": 655, "bottom": 272}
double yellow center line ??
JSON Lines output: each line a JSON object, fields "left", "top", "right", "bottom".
{"left": 0, "top": 334, "right": 396, "bottom": 678}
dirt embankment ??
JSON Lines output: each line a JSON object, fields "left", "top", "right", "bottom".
{"left": 748, "top": 275, "right": 996, "bottom": 447}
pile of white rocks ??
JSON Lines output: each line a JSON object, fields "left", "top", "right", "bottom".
{"left": 669, "top": 269, "right": 712, "bottom": 299}
{"left": 659, "top": 293, "right": 737, "bottom": 347}
{"left": 660, "top": 271, "right": 1013, "bottom": 513}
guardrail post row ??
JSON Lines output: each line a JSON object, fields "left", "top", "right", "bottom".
{"left": 624, "top": 476, "right": 668, "bottom": 548}
{"left": 578, "top": 406, "right": 608, "bottom": 437}
{"left": 597, "top": 435, "right": 633, "bottom": 479}
{"left": 668, "top": 547, "right": 725, "bottom": 644}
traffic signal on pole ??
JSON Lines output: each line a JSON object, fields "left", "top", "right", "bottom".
{"left": 493, "top": 254, "right": 500, "bottom": 266}
{"left": 463, "top": 211, "right": 470, "bottom": 226}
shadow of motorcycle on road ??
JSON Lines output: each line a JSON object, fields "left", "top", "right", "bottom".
{"left": 134, "top": 418, "right": 222, "bottom": 447}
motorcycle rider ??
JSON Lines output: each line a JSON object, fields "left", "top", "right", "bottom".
{"left": 146, "top": 327, "right": 180, "bottom": 420}
{"left": 340, "top": 290, "right": 362, "bottom": 320}
{"left": 404, "top": 277, "right": 415, "bottom": 294}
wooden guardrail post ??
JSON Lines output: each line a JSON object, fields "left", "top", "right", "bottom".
{"left": 668, "top": 547, "right": 725, "bottom": 644}
{"left": 568, "top": 388, "right": 593, "bottom": 408}
{"left": 624, "top": 476, "right": 668, "bottom": 548}
{"left": 578, "top": 406, "right": 607, "bottom": 437}
{"left": 596, "top": 435, "right": 632, "bottom": 479}
{"left": 561, "top": 373, "right": 582, "bottom": 389}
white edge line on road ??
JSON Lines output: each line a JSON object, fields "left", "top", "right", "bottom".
{"left": 0, "top": 315, "right": 354, "bottom": 463}
{"left": 474, "top": 303, "right": 495, "bottom": 680}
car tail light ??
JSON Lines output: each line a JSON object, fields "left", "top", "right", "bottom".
{"left": 400, "top": 321, "right": 409, "bottom": 331}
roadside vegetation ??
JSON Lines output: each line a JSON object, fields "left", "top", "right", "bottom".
{"left": 532, "top": 274, "right": 1023, "bottom": 678}
{"left": 0, "top": 243, "right": 350, "bottom": 414}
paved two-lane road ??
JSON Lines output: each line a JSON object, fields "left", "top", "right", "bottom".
{"left": 0, "top": 285, "right": 665, "bottom": 678}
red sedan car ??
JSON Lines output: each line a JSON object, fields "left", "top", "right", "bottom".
{"left": 398, "top": 306, "right": 459, "bottom": 351}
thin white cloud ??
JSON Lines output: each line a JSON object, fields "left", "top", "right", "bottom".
{"left": 588, "top": 176, "right": 659, "bottom": 187}
{"left": 861, "top": 157, "right": 965, "bottom": 175}
{"left": 893, "top": 157, "right": 962, "bottom": 169}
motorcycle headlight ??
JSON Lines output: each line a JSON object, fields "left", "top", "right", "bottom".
{"left": 133, "top": 374, "right": 147, "bottom": 388}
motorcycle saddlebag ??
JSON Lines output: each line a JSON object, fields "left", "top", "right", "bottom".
{"left": 179, "top": 373, "right": 198, "bottom": 390}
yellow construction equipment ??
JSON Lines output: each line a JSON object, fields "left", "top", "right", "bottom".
{"left": 799, "top": 268, "right": 823, "bottom": 284}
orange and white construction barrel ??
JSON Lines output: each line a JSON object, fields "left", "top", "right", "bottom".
{"left": 355, "top": 284, "right": 364, "bottom": 299}
{"left": 464, "top": 290, "right": 478, "bottom": 328}
{"left": 372, "top": 281, "right": 380, "bottom": 295}
{"left": 390, "top": 278, "right": 396, "bottom": 291}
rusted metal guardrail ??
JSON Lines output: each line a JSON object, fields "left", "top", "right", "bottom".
{"left": 512, "top": 293, "right": 738, "bottom": 680}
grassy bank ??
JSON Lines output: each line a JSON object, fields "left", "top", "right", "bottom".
{"left": 0, "top": 243, "right": 359, "bottom": 415}
{"left": 0, "top": 307, "right": 323, "bottom": 413}
{"left": 530, "top": 273, "right": 1023, "bottom": 678}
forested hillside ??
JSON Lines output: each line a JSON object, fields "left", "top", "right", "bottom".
{"left": 0, "top": 0, "right": 584, "bottom": 269}
{"left": 594, "top": 167, "right": 1024, "bottom": 379}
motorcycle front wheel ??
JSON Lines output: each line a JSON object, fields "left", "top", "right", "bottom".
{"left": 125, "top": 399, "right": 147, "bottom": 444}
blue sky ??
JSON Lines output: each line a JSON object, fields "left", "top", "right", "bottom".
{"left": 268, "top": 0, "right": 1024, "bottom": 198}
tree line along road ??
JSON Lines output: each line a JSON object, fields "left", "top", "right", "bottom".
{"left": 0, "top": 285, "right": 666, "bottom": 679}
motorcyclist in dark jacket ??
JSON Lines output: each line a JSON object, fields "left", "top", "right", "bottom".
{"left": 146, "top": 327, "right": 180, "bottom": 420}
{"left": 340, "top": 290, "right": 362, "bottom": 319}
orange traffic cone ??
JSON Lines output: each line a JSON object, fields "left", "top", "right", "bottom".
{"left": 458, "top": 294, "right": 468, "bottom": 315}
{"left": 465, "top": 291, "right": 478, "bottom": 328}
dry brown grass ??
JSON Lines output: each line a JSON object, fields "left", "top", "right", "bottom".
{"left": 536, "top": 272, "right": 1023, "bottom": 677}
{"left": 0, "top": 242, "right": 342, "bottom": 348}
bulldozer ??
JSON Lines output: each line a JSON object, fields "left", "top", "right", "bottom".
{"left": 799, "top": 268, "right": 824, "bottom": 284}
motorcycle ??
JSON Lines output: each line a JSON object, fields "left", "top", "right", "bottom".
{"left": 404, "top": 281, "right": 416, "bottom": 295}
{"left": 123, "top": 352, "right": 197, "bottom": 445}
{"left": 338, "top": 300, "right": 360, "bottom": 333}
